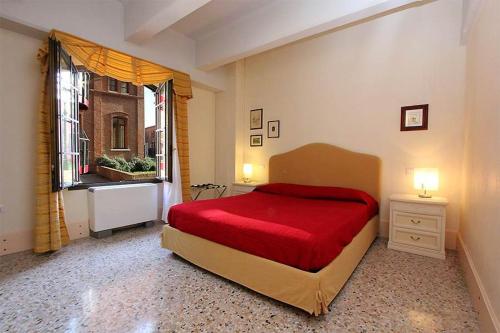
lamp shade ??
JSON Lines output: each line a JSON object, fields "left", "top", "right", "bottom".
{"left": 413, "top": 168, "right": 439, "bottom": 192}
{"left": 243, "top": 164, "right": 253, "bottom": 180}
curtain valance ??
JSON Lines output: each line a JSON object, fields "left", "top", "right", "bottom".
{"left": 47, "top": 30, "right": 192, "bottom": 98}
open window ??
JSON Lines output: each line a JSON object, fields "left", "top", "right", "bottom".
{"left": 49, "top": 37, "right": 174, "bottom": 189}
{"left": 154, "top": 81, "right": 173, "bottom": 182}
{"left": 49, "top": 38, "right": 80, "bottom": 191}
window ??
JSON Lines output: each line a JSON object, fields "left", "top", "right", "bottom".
{"left": 154, "top": 81, "right": 173, "bottom": 182}
{"left": 112, "top": 116, "right": 128, "bottom": 149}
{"left": 108, "top": 78, "right": 118, "bottom": 92}
{"left": 120, "top": 82, "right": 129, "bottom": 94}
{"left": 49, "top": 39, "right": 173, "bottom": 188}
{"left": 49, "top": 38, "right": 80, "bottom": 190}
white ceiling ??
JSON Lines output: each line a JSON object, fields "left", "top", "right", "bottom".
{"left": 119, "top": 0, "right": 429, "bottom": 70}
{"left": 170, "top": 0, "right": 273, "bottom": 40}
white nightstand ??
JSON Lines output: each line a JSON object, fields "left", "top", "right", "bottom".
{"left": 388, "top": 194, "right": 448, "bottom": 259}
{"left": 231, "top": 182, "right": 262, "bottom": 196}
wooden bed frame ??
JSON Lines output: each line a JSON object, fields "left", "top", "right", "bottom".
{"left": 161, "top": 143, "right": 381, "bottom": 315}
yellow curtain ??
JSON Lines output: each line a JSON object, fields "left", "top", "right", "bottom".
{"left": 34, "top": 45, "right": 70, "bottom": 253}
{"left": 49, "top": 30, "right": 192, "bottom": 96}
{"left": 175, "top": 96, "right": 192, "bottom": 202}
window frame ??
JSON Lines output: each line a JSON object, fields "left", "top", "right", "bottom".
{"left": 49, "top": 38, "right": 80, "bottom": 191}
{"left": 111, "top": 114, "right": 129, "bottom": 150}
{"left": 154, "top": 81, "right": 173, "bottom": 183}
{"left": 49, "top": 52, "right": 173, "bottom": 189}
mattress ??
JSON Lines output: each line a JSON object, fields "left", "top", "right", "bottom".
{"left": 167, "top": 183, "right": 378, "bottom": 272}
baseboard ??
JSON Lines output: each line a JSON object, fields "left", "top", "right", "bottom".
{"left": 379, "top": 219, "right": 457, "bottom": 250}
{"left": 457, "top": 234, "right": 499, "bottom": 333}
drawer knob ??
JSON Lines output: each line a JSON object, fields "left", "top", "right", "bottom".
{"left": 410, "top": 219, "right": 421, "bottom": 224}
{"left": 410, "top": 236, "right": 421, "bottom": 241}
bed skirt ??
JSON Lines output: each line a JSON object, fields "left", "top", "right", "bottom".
{"left": 161, "top": 216, "right": 378, "bottom": 315}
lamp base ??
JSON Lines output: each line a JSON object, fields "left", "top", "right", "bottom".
{"left": 418, "top": 193, "right": 432, "bottom": 198}
{"left": 242, "top": 177, "right": 251, "bottom": 183}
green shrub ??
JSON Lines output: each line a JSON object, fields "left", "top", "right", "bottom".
{"left": 130, "top": 156, "right": 155, "bottom": 172}
{"left": 95, "top": 155, "right": 119, "bottom": 169}
{"left": 114, "top": 157, "right": 131, "bottom": 172}
{"left": 96, "top": 155, "right": 155, "bottom": 173}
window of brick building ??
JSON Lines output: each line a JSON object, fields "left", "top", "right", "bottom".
{"left": 108, "top": 78, "right": 118, "bottom": 92}
{"left": 120, "top": 82, "right": 130, "bottom": 94}
{"left": 112, "top": 116, "right": 128, "bottom": 149}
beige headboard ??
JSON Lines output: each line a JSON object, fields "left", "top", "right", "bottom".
{"left": 269, "top": 143, "right": 381, "bottom": 201}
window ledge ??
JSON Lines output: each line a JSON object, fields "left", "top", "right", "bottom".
{"left": 69, "top": 178, "right": 163, "bottom": 191}
{"left": 110, "top": 148, "right": 130, "bottom": 152}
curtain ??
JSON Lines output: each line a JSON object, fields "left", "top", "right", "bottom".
{"left": 174, "top": 95, "right": 192, "bottom": 202}
{"left": 34, "top": 45, "right": 70, "bottom": 253}
{"left": 162, "top": 115, "right": 183, "bottom": 220}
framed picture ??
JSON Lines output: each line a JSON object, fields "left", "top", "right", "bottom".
{"left": 400, "top": 104, "right": 429, "bottom": 131}
{"left": 267, "top": 120, "right": 280, "bottom": 138}
{"left": 250, "top": 108, "right": 263, "bottom": 130}
{"left": 250, "top": 134, "right": 263, "bottom": 147}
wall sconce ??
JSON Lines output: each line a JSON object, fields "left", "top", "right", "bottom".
{"left": 243, "top": 163, "right": 253, "bottom": 183}
{"left": 413, "top": 168, "right": 439, "bottom": 198}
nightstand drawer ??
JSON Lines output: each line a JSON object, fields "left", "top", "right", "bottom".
{"left": 393, "top": 211, "right": 440, "bottom": 232}
{"left": 392, "top": 228, "right": 440, "bottom": 251}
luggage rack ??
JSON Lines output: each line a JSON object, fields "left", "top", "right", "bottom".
{"left": 190, "top": 183, "right": 227, "bottom": 200}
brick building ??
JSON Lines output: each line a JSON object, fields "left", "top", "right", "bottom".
{"left": 80, "top": 75, "right": 144, "bottom": 172}
{"left": 144, "top": 125, "right": 156, "bottom": 158}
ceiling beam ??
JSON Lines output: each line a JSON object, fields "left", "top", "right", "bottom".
{"left": 196, "top": 0, "right": 429, "bottom": 70}
{"left": 124, "top": 0, "right": 212, "bottom": 43}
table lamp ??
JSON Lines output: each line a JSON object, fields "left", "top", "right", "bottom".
{"left": 243, "top": 163, "right": 253, "bottom": 183}
{"left": 414, "top": 168, "right": 439, "bottom": 198}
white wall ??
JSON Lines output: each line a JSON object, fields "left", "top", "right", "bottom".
{"left": 188, "top": 85, "right": 216, "bottom": 199}
{"left": 461, "top": 0, "right": 500, "bottom": 329}
{"left": 216, "top": 0, "right": 466, "bottom": 247}
{"left": 188, "top": 86, "right": 216, "bottom": 184}
{"left": 0, "top": 28, "right": 40, "bottom": 254}
{"left": 0, "top": 27, "right": 217, "bottom": 255}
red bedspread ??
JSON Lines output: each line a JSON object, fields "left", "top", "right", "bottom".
{"left": 167, "top": 183, "right": 378, "bottom": 271}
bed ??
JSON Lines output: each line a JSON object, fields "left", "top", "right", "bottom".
{"left": 161, "top": 143, "right": 381, "bottom": 315}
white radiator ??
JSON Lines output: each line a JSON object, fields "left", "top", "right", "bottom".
{"left": 88, "top": 183, "right": 159, "bottom": 235}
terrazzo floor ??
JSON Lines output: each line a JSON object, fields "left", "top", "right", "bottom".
{"left": 0, "top": 222, "right": 479, "bottom": 333}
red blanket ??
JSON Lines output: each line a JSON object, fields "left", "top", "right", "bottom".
{"left": 168, "top": 183, "right": 378, "bottom": 271}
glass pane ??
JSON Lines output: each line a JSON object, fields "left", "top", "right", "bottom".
{"left": 112, "top": 117, "right": 126, "bottom": 148}
{"left": 158, "top": 155, "right": 165, "bottom": 179}
{"left": 59, "top": 56, "right": 72, "bottom": 118}
{"left": 158, "top": 129, "right": 165, "bottom": 155}
{"left": 61, "top": 120, "right": 73, "bottom": 153}
{"left": 159, "top": 84, "right": 165, "bottom": 103}
{"left": 159, "top": 104, "right": 165, "bottom": 128}
{"left": 61, "top": 153, "right": 74, "bottom": 187}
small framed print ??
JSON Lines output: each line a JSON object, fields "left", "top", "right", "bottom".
{"left": 250, "top": 134, "right": 263, "bottom": 147}
{"left": 401, "top": 104, "right": 429, "bottom": 131}
{"left": 250, "top": 108, "right": 263, "bottom": 130}
{"left": 267, "top": 120, "right": 280, "bottom": 138}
